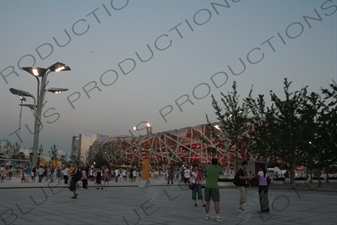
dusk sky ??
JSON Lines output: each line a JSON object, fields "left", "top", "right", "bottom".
{"left": 1, "top": 0, "right": 336, "bottom": 156}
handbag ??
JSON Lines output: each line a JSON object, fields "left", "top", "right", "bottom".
{"left": 189, "top": 172, "right": 200, "bottom": 190}
{"left": 267, "top": 176, "right": 271, "bottom": 186}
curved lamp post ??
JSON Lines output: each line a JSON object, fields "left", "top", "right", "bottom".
{"left": 20, "top": 62, "right": 70, "bottom": 167}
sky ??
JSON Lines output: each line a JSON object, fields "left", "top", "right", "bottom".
{"left": 0, "top": 0, "right": 336, "bottom": 156}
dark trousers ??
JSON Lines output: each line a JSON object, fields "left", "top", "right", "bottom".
{"left": 82, "top": 179, "right": 88, "bottom": 188}
{"left": 167, "top": 175, "right": 174, "bottom": 184}
{"left": 64, "top": 175, "right": 69, "bottom": 184}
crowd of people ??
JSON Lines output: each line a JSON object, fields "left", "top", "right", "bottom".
{"left": 2, "top": 160, "right": 272, "bottom": 222}
{"left": 159, "top": 160, "right": 271, "bottom": 222}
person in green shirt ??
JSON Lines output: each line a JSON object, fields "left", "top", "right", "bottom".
{"left": 204, "top": 158, "right": 224, "bottom": 222}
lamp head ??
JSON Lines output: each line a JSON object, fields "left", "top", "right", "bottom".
{"left": 19, "top": 104, "right": 36, "bottom": 110}
{"left": 19, "top": 96, "right": 26, "bottom": 102}
{"left": 22, "top": 67, "right": 48, "bottom": 77}
{"left": 10, "top": 88, "right": 34, "bottom": 98}
{"left": 47, "top": 87, "right": 69, "bottom": 94}
{"left": 49, "top": 62, "right": 71, "bottom": 72}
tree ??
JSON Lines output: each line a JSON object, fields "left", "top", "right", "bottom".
{"left": 245, "top": 79, "right": 309, "bottom": 187}
{"left": 320, "top": 81, "right": 337, "bottom": 182}
{"left": 49, "top": 144, "right": 59, "bottom": 160}
{"left": 207, "top": 81, "right": 251, "bottom": 172}
{"left": 245, "top": 78, "right": 337, "bottom": 187}
{"left": 297, "top": 91, "right": 323, "bottom": 184}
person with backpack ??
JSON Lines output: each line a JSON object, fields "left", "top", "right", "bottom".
{"left": 69, "top": 163, "right": 82, "bottom": 199}
{"left": 234, "top": 161, "right": 252, "bottom": 214}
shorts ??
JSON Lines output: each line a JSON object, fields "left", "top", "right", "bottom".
{"left": 204, "top": 188, "right": 220, "bottom": 202}
{"left": 239, "top": 186, "right": 247, "bottom": 203}
{"left": 184, "top": 177, "right": 190, "bottom": 184}
{"left": 69, "top": 180, "right": 77, "bottom": 192}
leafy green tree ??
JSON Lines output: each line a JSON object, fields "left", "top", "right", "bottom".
{"left": 245, "top": 79, "right": 308, "bottom": 187}
{"left": 320, "top": 82, "right": 337, "bottom": 182}
{"left": 49, "top": 144, "right": 59, "bottom": 160}
{"left": 89, "top": 154, "right": 109, "bottom": 168}
{"left": 297, "top": 91, "right": 323, "bottom": 183}
{"left": 207, "top": 81, "right": 251, "bottom": 172}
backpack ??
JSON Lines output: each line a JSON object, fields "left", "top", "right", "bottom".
{"left": 72, "top": 168, "right": 82, "bottom": 181}
{"left": 233, "top": 171, "right": 240, "bottom": 186}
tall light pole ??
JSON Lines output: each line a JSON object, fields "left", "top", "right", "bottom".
{"left": 21, "top": 62, "right": 70, "bottom": 167}
{"left": 17, "top": 96, "right": 26, "bottom": 147}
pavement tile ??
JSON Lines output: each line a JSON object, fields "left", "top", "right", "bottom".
{"left": 1, "top": 177, "right": 337, "bottom": 224}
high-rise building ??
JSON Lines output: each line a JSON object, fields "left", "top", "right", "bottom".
{"left": 71, "top": 134, "right": 108, "bottom": 164}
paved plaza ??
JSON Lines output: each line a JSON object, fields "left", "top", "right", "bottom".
{"left": 1, "top": 177, "right": 337, "bottom": 225}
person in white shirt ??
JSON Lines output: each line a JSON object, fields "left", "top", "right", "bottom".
{"left": 121, "top": 169, "right": 127, "bottom": 181}
{"left": 184, "top": 167, "right": 191, "bottom": 187}
{"left": 132, "top": 169, "right": 137, "bottom": 182}
{"left": 115, "top": 168, "right": 120, "bottom": 182}
{"left": 257, "top": 164, "right": 270, "bottom": 214}
{"left": 38, "top": 166, "right": 44, "bottom": 182}
{"left": 62, "top": 166, "right": 69, "bottom": 184}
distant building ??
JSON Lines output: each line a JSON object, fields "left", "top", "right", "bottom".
{"left": 71, "top": 134, "right": 109, "bottom": 164}
{"left": 92, "top": 123, "right": 250, "bottom": 168}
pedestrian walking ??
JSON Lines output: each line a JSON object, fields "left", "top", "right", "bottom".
{"left": 25, "top": 165, "right": 31, "bottom": 182}
{"left": 184, "top": 166, "right": 191, "bottom": 187}
{"left": 257, "top": 164, "right": 270, "bottom": 214}
{"left": 284, "top": 171, "right": 290, "bottom": 183}
{"left": 103, "top": 166, "right": 109, "bottom": 186}
{"left": 0, "top": 170, "right": 5, "bottom": 182}
{"left": 121, "top": 168, "right": 127, "bottom": 181}
{"left": 235, "top": 161, "right": 252, "bottom": 214}
{"left": 115, "top": 168, "right": 120, "bottom": 182}
{"left": 31, "top": 167, "right": 36, "bottom": 182}
{"left": 96, "top": 168, "right": 103, "bottom": 189}
{"left": 63, "top": 166, "right": 70, "bottom": 184}
{"left": 69, "top": 163, "right": 82, "bottom": 199}
{"left": 190, "top": 164, "right": 205, "bottom": 207}
{"left": 167, "top": 167, "right": 174, "bottom": 185}
{"left": 81, "top": 167, "right": 88, "bottom": 189}
{"left": 38, "top": 165, "right": 44, "bottom": 182}
{"left": 204, "top": 158, "right": 224, "bottom": 222}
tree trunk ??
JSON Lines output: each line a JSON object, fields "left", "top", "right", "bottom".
{"left": 317, "top": 169, "right": 321, "bottom": 187}
{"left": 290, "top": 162, "right": 296, "bottom": 188}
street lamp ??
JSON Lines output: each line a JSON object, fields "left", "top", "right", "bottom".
{"left": 145, "top": 123, "right": 152, "bottom": 134}
{"left": 133, "top": 121, "right": 152, "bottom": 135}
{"left": 21, "top": 62, "right": 70, "bottom": 167}
{"left": 10, "top": 88, "right": 37, "bottom": 153}
{"left": 16, "top": 95, "right": 26, "bottom": 147}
